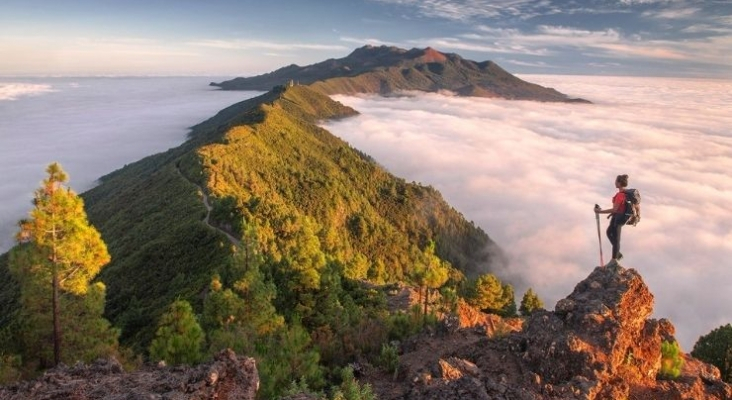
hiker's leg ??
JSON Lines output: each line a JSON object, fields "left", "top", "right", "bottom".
{"left": 606, "top": 222, "right": 617, "bottom": 251}
{"left": 611, "top": 221, "right": 623, "bottom": 260}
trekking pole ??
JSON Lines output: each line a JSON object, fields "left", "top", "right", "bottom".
{"left": 594, "top": 204, "right": 604, "bottom": 266}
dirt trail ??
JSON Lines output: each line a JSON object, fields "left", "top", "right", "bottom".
{"left": 176, "top": 165, "right": 240, "bottom": 247}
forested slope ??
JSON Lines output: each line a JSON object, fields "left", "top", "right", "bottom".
{"left": 0, "top": 83, "right": 505, "bottom": 397}
{"left": 79, "top": 84, "right": 501, "bottom": 350}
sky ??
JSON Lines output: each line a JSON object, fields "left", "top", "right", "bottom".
{"left": 325, "top": 75, "right": 732, "bottom": 350}
{"left": 1, "top": 0, "right": 731, "bottom": 77}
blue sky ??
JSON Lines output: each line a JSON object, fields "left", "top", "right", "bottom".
{"left": 1, "top": 0, "right": 730, "bottom": 77}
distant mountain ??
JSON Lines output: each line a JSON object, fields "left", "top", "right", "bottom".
{"left": 212, "top": 45, "right": 590, "bottom": 103}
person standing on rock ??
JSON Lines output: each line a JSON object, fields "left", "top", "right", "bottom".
{"left": 595, "top": 174, "right": 629, "bottom": 267}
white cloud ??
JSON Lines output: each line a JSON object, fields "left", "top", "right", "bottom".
{"left": 504, "top": 59, "right": 557, "bottom": 68}
{"left": 0, "top": 78, "right": 255, "bottom": 252}
{"left": 370, "top": 0, "right": 535, "bottom": 20}
{"left": 641, "top": 6, "right": 701, "bottom": 19}
{"left": 187, "top": 39, "right": 348, "bottom": 52}
{"left": 618, "top": 0, "right": 685, "bottom": 5}
{"left": 474, "top": 25, "right": 694, "bottom": 61}
{"left": 466, "top": 24, "right": 732, "bottom": 72}
{"left": 0, "top": 82, "right": 55, "bottom": 101}
{"left": 325, "top": 75, "right": 732, "bottom": 350}
{"left": 339, "top": 36, "right": 401, "bottom": 47}
{"left": 410, "top": 37, "right": 552, "bottom": 56}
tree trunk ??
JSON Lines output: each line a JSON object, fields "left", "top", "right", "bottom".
{"left": 51, "top": 218, "right": 61, "bottom": 367}
{"left": 52, "top": 266, "right": 61, "bottom": 366}
{"left": 423, "top": 286, "right": 429, "bottom": 323}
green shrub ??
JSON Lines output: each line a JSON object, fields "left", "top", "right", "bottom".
{"left": 148, "top": 300, "right": 205, "bottom": 365}
{"left": 331, "top": 366, "right": 376, "bottom": 400}
{"left": 658, "top": 340, "right": 684, "bottom": 380}
{"left": 0, "top": 353, "right": 21, "bottom": 384}
{"left": 691, "top": 323, "right": 732, "bottom": 383}
{"left": 378, "top": 342, "right": 399, "bottom": 378}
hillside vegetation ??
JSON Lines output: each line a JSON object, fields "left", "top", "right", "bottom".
{"left": 0, "top": 84, "right": 502, "bottom": 396}
{"left": 85, "top": 83, "right": 497, "bottom": 334}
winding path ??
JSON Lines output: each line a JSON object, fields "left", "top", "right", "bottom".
{"left": 176, "top": 165, "right": 241, "bottom": 247}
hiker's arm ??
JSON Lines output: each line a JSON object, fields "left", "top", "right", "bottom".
{"left": 595, "top": 205, "right": 620, "bottom": 214}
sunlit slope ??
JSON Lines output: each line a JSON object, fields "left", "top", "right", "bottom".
{"left": 81, "top": 84, "right": 501, "bottom": 349}
{"left": 189, "top": 84, "right": 500, "bottom": 280}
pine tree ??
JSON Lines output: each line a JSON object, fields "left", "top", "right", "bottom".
{"left": 412, "top": 241, "right": 450, "bottom": 321}
{"left": 519, "top": 288, "right": 544, "bottom": 316}
{"left": 499, "top": 284, "right": 518, "bottom": 317}
{"left": 691, "top": 323, "right": 732, "bottom": 383}
{"left": 149, "top": 299, "right": 205, "bottom": 365}
{"left": 9, "top": 163, "right": 112, "bottom": 367}
{"left": 64, "top": 283, "right": 119, "bottom": 361}
{"left": 467, "top": 273, "right": 505, "bottom": 312}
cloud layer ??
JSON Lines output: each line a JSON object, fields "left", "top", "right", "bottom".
{"left": 0, "top": 77, "right": 253, "bottom": 253}
{"left": 0, "top": 82, "right": 55, "bottom": 101}
{"left": 325, "top": 75, "right": 732, "bottom": 349}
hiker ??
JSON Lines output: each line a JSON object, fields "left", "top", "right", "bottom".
{"left": 594, "top": 174, "right": 629, "bottom": 267}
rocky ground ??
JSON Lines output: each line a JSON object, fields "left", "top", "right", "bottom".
{"left": 0, "top": 349, "right": 258, "bottom": 400}
{"left": 2, "top": 265, "right": 730, "bottom": 399}
{"left": 362, "top": 265, "right": 732, "bottom": 399}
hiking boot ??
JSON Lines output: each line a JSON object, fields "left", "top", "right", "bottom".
{"left": 617, "top": 252, "right": 624, "bottom": 262}
{"left": 604, "top": 259, "right": 618, "bottom": 268}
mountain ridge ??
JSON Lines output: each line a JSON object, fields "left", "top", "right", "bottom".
{"left": 73, "top": 83, "right": 503, "bottom": 355}
{"left": 212, "top": 45, "right": 590, "bottom": 103}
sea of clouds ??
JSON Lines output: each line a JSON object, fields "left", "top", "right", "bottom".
{"left": 325, "top": 75, "right": 732, "bottom": 350}
{"left": 0, "top": 77, "right": 255, "bottom": 253}
{"left": 1, "top": 75, "right": 729, "bottom": 350}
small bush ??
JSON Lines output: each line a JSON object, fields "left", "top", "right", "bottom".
{"left": 378, "top": 342, "right": 399, "bottom": 378}
{"left": 331, "top": 366, "right": 376, "bottom": 400}
{"left": 0, "top": 353, "right": 22, "bottom": 384}
{"left": 658, "top": 340, "right": 684, "bottom": 380}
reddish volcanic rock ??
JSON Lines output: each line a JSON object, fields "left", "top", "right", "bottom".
{"left": 418, "top": 47, "right": 448, "bottom": 63}
{"left": 365, "top": 265, "right": 732, "bottom": 400}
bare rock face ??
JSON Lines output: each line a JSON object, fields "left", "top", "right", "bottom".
{"left": 518, "top": 265, "right": 663, "bottom": 396}
{"left": 512, "top": 265, "right": 731, "bottom": 399}
{"left": 0, "top": 349, "right": 258, "bottom": 400}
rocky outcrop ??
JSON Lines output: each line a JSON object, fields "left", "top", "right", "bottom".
{"left": 453, "top": 300, "right": 523, "bottom": 336}
{"left": 369, "top": 265, "right": 732, "bottom": 399}
{"left": 0, "top": 349, "right": 258, "bottom": 400}
{"left": 517, "top": 265, "right": 669, "bottom": 397}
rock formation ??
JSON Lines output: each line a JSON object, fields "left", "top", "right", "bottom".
{"left": 0, "top": 349, "right": 258, "bottom": 400}
{"left": 367, "top": 265, "right": 732, "bottom": 399}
